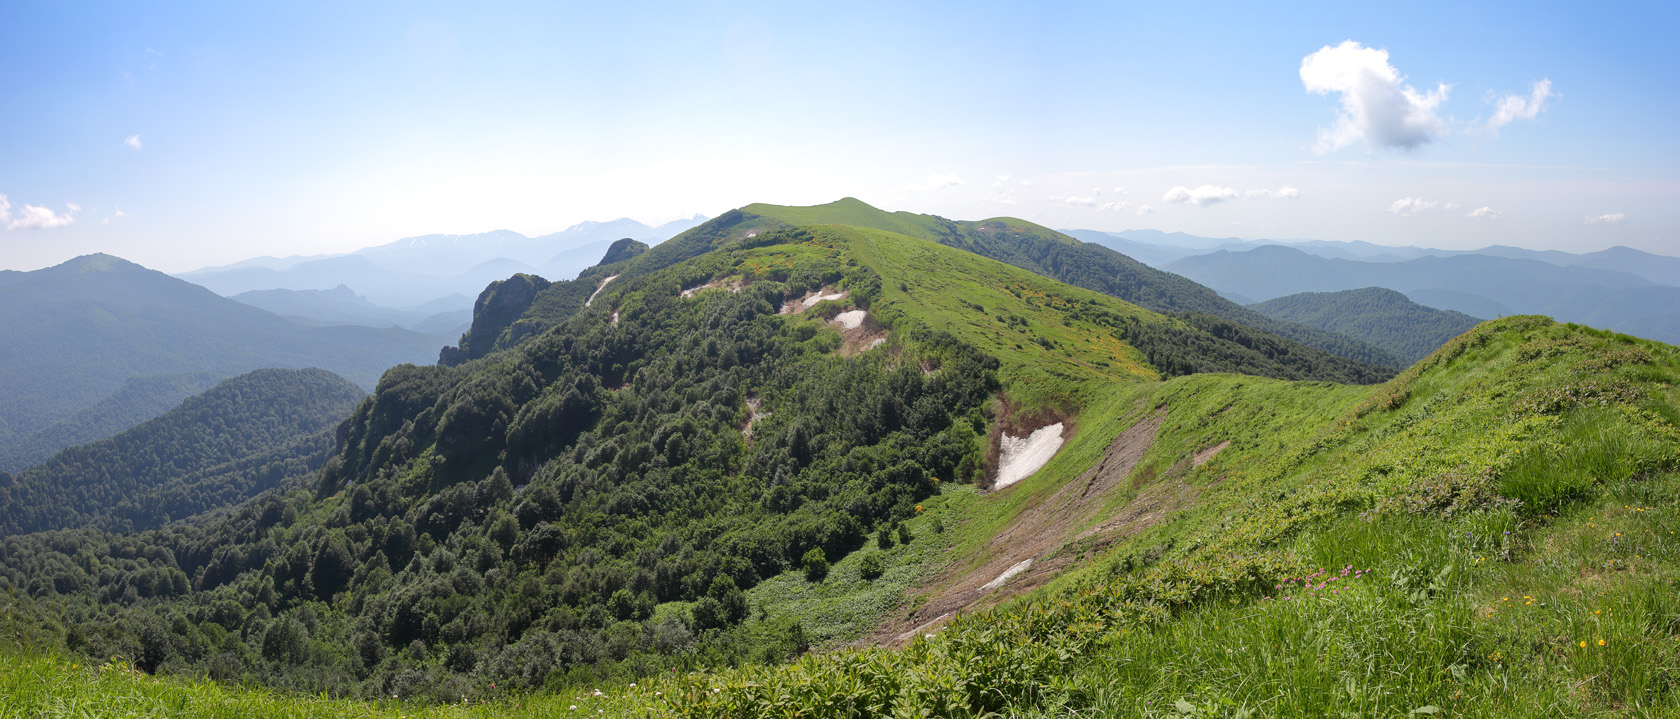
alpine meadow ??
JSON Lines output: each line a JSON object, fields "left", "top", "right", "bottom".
{"left": 2, "top": 3, "right": 1677, "bottom": 718}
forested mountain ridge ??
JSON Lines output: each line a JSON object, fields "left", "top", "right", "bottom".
{"left": 0, "top": 254, "right": 449, "bottom": 466}
{"left": 0, "top": 371, "right": 222, "bottom": 472}
{"left": 1250, "top": 287, "right": 1483, "bottom": 365}
{"left": 0, "top": 368, "right": 365, "bottom": 536}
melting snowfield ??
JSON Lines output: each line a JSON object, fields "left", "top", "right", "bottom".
{"left": 994, "top": 422, "right": 1065, "bottom": 489}
{"left": 833, "top": 310, "right": 867, "bottom": 330}
{"left": 585, "top": 275, "right": 618, "bottom": 307}
{"left": 802, "top": 290, "right": 847, "bottom": 308}
{"left": 979, "top": 559, "right": 1034, "bottom": 593}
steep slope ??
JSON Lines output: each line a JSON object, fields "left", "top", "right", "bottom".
{"left": 1250, "top": 287, "right": 1482, "bottom": 365}
{"left": 0, "top": 368, "right": 365, "bottom": 535}
{"left": 738, "top": 198, "right": 1402, "bottom": 371}
{"left": 0, "top": 254, "right": 445, "bottom": 462}
{"left": 0, "top": 371, "right": 222, "bottom": 472}
{"left": 662, "top": 316, "right": 1680, "bottom": 718}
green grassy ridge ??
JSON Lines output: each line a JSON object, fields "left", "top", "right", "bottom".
{"left": 742, "top": 198, "right": 1402, "bottom": 375}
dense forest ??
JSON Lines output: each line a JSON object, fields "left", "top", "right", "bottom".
{"left": 0, "top": 368, "right": 365, "bottom": 535}
{"left": 0, "top": 228, "right": 999, "bottom": 699}
{"left": 1249, "top": 286, "right": 1484, "bottom": 365}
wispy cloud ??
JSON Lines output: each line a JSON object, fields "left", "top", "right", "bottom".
{"left": 1301, "top": 40, "right": 1449, "bottom": 153}
{"left": 991, "top": 174, "right": 1011, "bottom": 187}
{"left": 911, "top": 173, "right": 964, "bottom": 191}
{"left": 1163, "top": 185, "right": 1238, "bottom": 206}
{"left": 1487, "top": 79, "right": 1554, "bottom": 133}
{"left": 0, "top": 194, "right": 78, "bottom": 230}
{"left": 1466, "top": 206, "right": 1503, "bottom": 220}
{"left": 1246, "top": 186, "right": 1301, "bottom": 199}
{"left": 1583, "top": 213, "right": 1626, "bottom": 225}
{"left": 1388, "top": 196, "right": 1460, "bottom": 217}
{"left": 124, "top": 134, "right": 142, "bottom": 151}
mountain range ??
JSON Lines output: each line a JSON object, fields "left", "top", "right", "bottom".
{"left": 0, "top": 254, "right": 450, "bottom": 471}
{"left": 177, "top": 215, "right": 707, "bottom": 310}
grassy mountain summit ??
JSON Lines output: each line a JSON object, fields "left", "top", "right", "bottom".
{"left": 1250, "top": 286, "right": 1483, "bottom": 365}
{"left": 740, "top": 199, "right": 1403, "bottom": 370}
{"left": 2, "top": 203, "right": 1678, "bottom": 717}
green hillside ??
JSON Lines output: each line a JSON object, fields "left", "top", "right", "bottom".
{"left": 0, "top": 368, "right": 365, "bottom": 535}
{"left": 2, "top": 218, "right": 1678, "bottom": 717}
{"left": 1251, "top": 286, "right": 1483, "bottom": 365}
{"left": 0, "top": 371, "right": 222, "bottom": 472}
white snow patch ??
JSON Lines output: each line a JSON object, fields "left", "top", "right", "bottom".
{"left": 980, "top": 559, "right": 1033, "bottom": 593}
{"left": 585, "top": 275, "right": 619, "bottom": 308}
{"left": 867, "top": 337, "right": 886, "bottom": 350}
{"left": 803, "top": 291, "right": 847, "bottom": 308}
{"left": 833, "top": 310, "right": 867, "bottom": 330}
{"left": 994, "top": 422, "right": 1064, "bottom": 489}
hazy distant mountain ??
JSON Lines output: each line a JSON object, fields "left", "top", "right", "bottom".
{"left": 1167, "top": 246, "right": 1679, "bottom": 344}
{"left": 178, "top": 215, "right": 708, "bottom": 307}
{"left": 0, "top": 254, "right": 449, "bottom": 462}
{"left": 232, "top": 285, "right": 472, "bottom": 334}
{"left": 1250, "top": 287, "right": 1482, "bottom": 366}
{"left": 1064, "top": 229, "right": 1453, "bottom": 267}
{"left": 1470, "top": 245, "right": 1680, "bottom": 287}
{"left": 356, "top": 216, "right": 705, "bottom": 275}
{"left": 1405, "top": 289, "right": 1513, "bottom": 320}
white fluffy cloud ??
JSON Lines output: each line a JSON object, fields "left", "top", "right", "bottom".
{"left": 1246, "top": 186, "right": 1301, "bottom": 199}
{"left": 1466, "top": 206, "right": 1503, "bottom": 220}
{"left": 1387, "top": 197, "right": 1460, "bottom": 217}
{"left": 1488, "top": 79, "right": 1554, "bottom": 132}
{"left": 124, "top": 134, "right": 142, "bottom": 151}
{"left": 1061, "top": 195, "right": 1098, "bottom": 207}
{"left": 1584, "top": 213, "right": 1627, "bottom": 225}
{"left": 1134, "top": 205, "right": 1154, "bottom": 215}
{"left": 1301, "top": 40, "right": 1449, "bottom": 153}
{"left": 1163, "top": 185, "right": 1238, "bottom": 206}
{"left": 0, "top": 194, "right": 78, "bottom": 230}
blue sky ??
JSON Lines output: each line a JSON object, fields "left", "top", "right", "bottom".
{"left": 1, "top": 0, "right": 1675, "bottom": 271}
